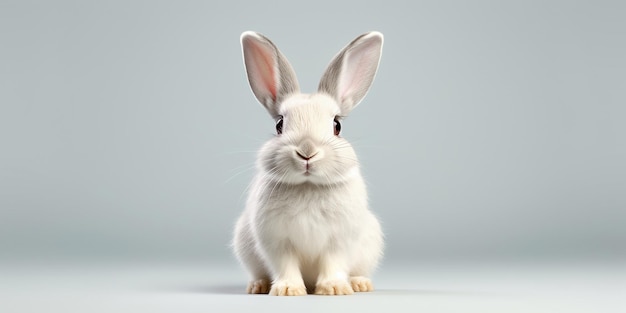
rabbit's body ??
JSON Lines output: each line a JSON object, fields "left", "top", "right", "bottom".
{"left": 232, "top": 32, "right": 384, "bottom": 296}
{"left": 234, "top": 169, "right": 382, "bottom": 291}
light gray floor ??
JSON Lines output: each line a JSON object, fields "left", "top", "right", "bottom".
{"left": 1, "top": 258, "right": 624, "bottom": 313}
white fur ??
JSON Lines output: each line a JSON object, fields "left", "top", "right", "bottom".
{"left": 233, "top": 31, "right": 384, "bottom": 296}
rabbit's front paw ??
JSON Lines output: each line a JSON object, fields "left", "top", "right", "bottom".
{"left": 269, "top": 280, "right": 307, "bottom": 296}
{"left": 314, "top": 280, "right": 354, "bottom": 295}
{"left": 350, "top": 276, "right": 373, "bottom": 292}
{"left": 246, "top": 278, "right": 270, "bottom": 294}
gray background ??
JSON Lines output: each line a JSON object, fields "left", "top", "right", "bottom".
{"left": 1, "top": 0, "right": 625, "bottom": 267}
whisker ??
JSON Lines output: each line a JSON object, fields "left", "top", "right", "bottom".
{"left": 224, "top": 164, "right": 257, "bottom": 184}
{"left": 268, "top": 168, "right": 290, "bottom": 200}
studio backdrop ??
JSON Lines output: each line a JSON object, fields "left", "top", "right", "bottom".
{"left": 1, "top": 0, "right": 624, "bottom": 264}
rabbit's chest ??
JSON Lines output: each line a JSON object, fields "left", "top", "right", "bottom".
{"left": 259, "top": 189, "right": 359, "bottom": 253}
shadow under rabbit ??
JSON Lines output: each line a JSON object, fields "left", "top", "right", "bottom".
{"left": 164, "top": 284, "right": 481, "bottom": 297}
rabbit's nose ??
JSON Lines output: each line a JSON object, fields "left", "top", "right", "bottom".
{"left": 296, "top": 151, "right": 318, "bottom": 160}
{"left": 295, "top": 140, "right": 319, "bottom": 160}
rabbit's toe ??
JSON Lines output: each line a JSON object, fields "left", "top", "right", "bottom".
{"left": 350, "top": 276, "right": 373, "bottom": 292}
{"left": 269, "top": 280, "right": 306, "bottom": 296}
{"left": 314, "top": 280, "right": 354, "bottom": 295}
{"left": 246, "top": 278, "right": 270, "bottom": 294}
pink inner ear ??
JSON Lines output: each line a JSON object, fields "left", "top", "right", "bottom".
{"left": 250, "top": 41, "right": 277, "bottom": 101}
{"left": 338, "top": 53, "right": 368, "bottom": 103}
{"left": 337, "top": 40, "right": 380, "bottom": 106}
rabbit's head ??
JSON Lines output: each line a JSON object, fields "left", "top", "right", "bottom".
{"left": 241, "top": 31, "right": 383, "bottom": 186}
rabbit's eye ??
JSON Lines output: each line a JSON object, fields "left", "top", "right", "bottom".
{"left": 333, "top": 118, "right": 341, "bottom": 136}
{"left": 276, "top": 117, "right": 283, "bottom": 135}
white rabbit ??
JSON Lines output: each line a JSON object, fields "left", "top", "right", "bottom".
{"left": 232, "top": 31, "right": 384, "bottom": 296}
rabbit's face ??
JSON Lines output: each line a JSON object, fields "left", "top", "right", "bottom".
{"left": 258, "top": 93, "right": 359, "bottom": 186}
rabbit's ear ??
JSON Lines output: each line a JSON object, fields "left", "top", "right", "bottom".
{"left": 318, "top": 32, "right": 383, "bottom": 115}
{"left": 241, "top": 31, "right": 300, "bottom": 118}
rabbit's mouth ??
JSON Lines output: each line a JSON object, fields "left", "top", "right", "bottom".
{"left": 294, "top": 150, "right": 319, "bottom": 177}
{"left": 303, "top": 164, "right": 312, "bottom": 176}
{"left": 301, "top": 164, "right": 316, "bottom": 179}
